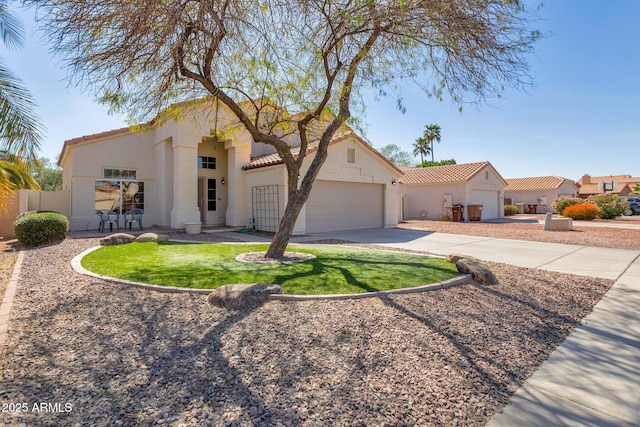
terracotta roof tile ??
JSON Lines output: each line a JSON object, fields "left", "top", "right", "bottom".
{"left": 399, "top": 162, "right": 495, "bottom": 185}
{"left": 578, "top": 182, "right": 631, "bottom": 195}
{"left": 242, "top": 132, "right": 403, "bottom": 175}
{"left": 505, "top": 176, "right": 572, "bottom": 191}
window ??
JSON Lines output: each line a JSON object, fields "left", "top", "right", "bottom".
{"left": 95, "top": 180, "right": 144, "bottom": 213}
{"left": 485, "top": 171, "right": 489, "bottom": 180}
{"left": 207, "top": 179, "right": 217, "bottom": 211}
{"left": 103, "top": 168, "right": 137, "bottom": 180}
{"left": 198, "top": 156, "right": 216, "bottom": 169}
{"left": 347, "top": 148, "right": 356, "bottom": 163}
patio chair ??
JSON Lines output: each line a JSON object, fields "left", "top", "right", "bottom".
{"left": 97, "top": 210, "right": 120, "bottom": 232}
{"left": 123, "top": 208, "right": 144, "bottom": 231}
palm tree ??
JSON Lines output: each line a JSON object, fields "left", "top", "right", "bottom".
{"left": 0, "top": 1, "right": 44, "bottom": 210}
{"left": 422, "top": 124, "right": 441, "bottom": 162}
{"left": 412, "top": 136, "right": 431, "bottom": 164}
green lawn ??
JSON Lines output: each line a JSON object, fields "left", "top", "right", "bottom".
{"left": 81, "top": 242, "right": 459, "bottom": 295}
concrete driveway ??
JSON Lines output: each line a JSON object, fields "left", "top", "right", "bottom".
{"left": 291, "top": 228, "right": 639, "bottom": 281}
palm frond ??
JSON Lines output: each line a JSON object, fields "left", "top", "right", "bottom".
{"left": 0, "top": 0, "right": 24, "bottom": 49}
{"left": 0, "top": 60, "right": 44, "bottom": 160}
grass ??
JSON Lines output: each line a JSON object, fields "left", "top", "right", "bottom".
{"left": 81, "top": 242, "right": 459, "bottom": 295}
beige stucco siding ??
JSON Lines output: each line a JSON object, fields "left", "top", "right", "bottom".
{"left": 505, "top": 181, "right": 578, "bottom": 213}
{"left": 62, "top": 132, "right": 157, "bottom": 231}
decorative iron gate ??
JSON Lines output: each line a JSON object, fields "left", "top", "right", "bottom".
{"left": 251, "top": 185, "right": 279, "bottom": 232}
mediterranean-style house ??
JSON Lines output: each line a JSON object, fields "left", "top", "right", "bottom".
{"left": 399, "top": 162, "right": 506, "bottom": 221}
{"left": 58, "top": 98, "right": 404, "bottom": 234}
{"left": 576, "top": 174, "right": 638, "bottom": 198}
{"left": 504, "top": 176, "right": 579, "bottom": 213}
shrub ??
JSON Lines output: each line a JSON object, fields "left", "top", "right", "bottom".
{"left": 562, "top": 203, "right": 599, "bottom": 221}
{"left": 553, "top": 198, "right": 583, "bottom": 215}
{"left": 14, "top": 211, "right": 69, "bottom": 247}
{"left": 504, "top": 204, "right": 519, "bottom": 216}
{"left": 586, "top": 194, "right": 628, "bottom": 219}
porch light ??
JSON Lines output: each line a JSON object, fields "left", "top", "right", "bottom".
{"left": 391, "top": 179, "right": 397, "bottom": 186}
{"left": 221, "top": 177, "right": 225, "bottom": 185}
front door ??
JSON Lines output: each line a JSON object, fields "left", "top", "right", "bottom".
{"left": 198, "top": 177, "right": 218, "bottom": 225}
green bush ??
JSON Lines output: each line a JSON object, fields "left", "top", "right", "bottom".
{"left": 562, "top": 203, "right": 599, "bottom": 221}
{"left": 504, "top": 204, "right": 519, "bottom": 216}
{"left": 586, "top": 194, "right": 628, "bottom": 219}
{"left": 553, "top": 198, "right": 583, "bottom": 215}
{"left": 14, "top": 211, "right": 69, "bottom": 247}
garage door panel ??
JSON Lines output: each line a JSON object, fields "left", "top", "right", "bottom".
{"left": 307, "top": 181, "right": 383, "bottom": 233}
{"left": 468, "top": 190, "right": 499, "bottom": 219}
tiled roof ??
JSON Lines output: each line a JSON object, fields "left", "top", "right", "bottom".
{"left": 399, "top": 162, "right": 499, "bottom": 185}
{"left": 63, "top": 127, "right": 133, "bottom": 146}
{"left": 577, "top": 174, "right": 637, "bottom": 185}
{"left": 505, "top": 176, "right": 572, "bottom": 191}
{"left": 242, "top": 132, "right": 403, "bottom": 175}
{"left": 578, "top": 182, "right": 631, "bottom": 195}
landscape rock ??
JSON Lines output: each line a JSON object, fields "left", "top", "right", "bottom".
{"left": 99, "top": 233, "right": 136, "bottom": 246}
{"left": 455, "top": 258, "right": 498, "bottom": 285}
{"left": 134, "top": 233, "right": 169, "bottom": 243}
{"left": 208, "top": 283, "right": 283, "bottom": 310}
{"left": 446, "top": 253, "right": 476, "bottom": 264}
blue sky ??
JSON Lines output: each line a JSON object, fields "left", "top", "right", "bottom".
{"left": 4, "top": 1, "right": 640, "bottom": 180}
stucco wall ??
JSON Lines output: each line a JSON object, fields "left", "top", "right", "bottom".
{"left": 401, "top": 167, "right": 505, "bottom": 221}
{"left": 62, "top": 131, "right": 157, "bottom": 231}
{"left": 505, "top": 181, "right": 578, "bottom": 214}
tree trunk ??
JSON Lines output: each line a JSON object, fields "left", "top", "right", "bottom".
{"left": 265, "top": 190, "right": 306, "bottom": 259}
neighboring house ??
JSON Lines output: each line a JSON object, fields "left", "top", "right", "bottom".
{"left": 399, "top": 162, "right": 506, "bottom": 221}
{"left": 576, "top": 174, "right": 637, "bottom": 198}
{"left": 58, "top": 98, "right": 403, "bottom": 234}
{"left": 505, "top": 176, "right": 579, "bottom": 213}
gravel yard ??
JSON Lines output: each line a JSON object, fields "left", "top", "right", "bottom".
{"left": 399, "top": 216, "right": 640, "bottom": 250}
{"left": 0, "top": 225, "right": 616, "bottom": 427}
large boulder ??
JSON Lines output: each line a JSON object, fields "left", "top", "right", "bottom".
{"left": 99, "top": 233, "right": 136, "bottom": 246}
{"left": 134, "top": 233, "right": 169, "bottom": 243}
{"left": 455, "top": 258, "right": 498, "bottom": 286}
{"left": 208, "top": 284, "right": 283, "bottom": 310}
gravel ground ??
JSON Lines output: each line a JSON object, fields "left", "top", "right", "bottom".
{"left": 399, "top": 216, "right": 640, "bottom": 250}
{"left": 0, "top": 229, "right": 613, "bottom": 427}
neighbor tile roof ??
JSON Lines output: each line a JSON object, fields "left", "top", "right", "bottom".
{"left": 399, "top": 161, "right": 500, "bottom": 185}
{"left": 578, "top": 182, "right": 631, "bottom": 196}
{"left": 505, "top": 176, "right": 572, "bottom": 191}
{"left": 577, "top": 174, "right": 633, "bottom": 185}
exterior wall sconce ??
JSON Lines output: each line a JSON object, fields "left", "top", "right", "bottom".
{"left": 391, "top": 179, "right": 397, "bottom": 186}
{"left": 221, "top": 177, "right": 225, "bottom": 185}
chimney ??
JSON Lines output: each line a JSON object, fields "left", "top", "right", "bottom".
{"left": 581, "top": 174, "right": 591, "bottom": 185}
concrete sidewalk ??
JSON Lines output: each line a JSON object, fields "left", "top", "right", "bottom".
{"left": 226, "top": 227, "right": 640, "bottom": 426}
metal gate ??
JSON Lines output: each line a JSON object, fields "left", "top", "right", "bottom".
{"left": 251, "top": 185, "right": 279, "bottom": 232}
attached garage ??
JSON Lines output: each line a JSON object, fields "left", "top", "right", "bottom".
{"left": 306, "top": 180, "right": 384, "bottom": 233}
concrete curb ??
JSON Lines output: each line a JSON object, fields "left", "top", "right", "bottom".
{"left": 71, "top": 245, "right": 472, "bottom": 299}
{"left": 0, "top": 250, "right": 24, "bottom": 356}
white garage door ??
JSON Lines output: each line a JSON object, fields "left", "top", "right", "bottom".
{"left": 306, "top": 181, "right": 383, "bottom": 233}
{"left": 468, "top": 190, "right": 500, "bottom": 220}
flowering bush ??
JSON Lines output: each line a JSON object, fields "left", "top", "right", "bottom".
{"left": 553, "top": 198, "right": 583, "bottom": 215}
{"left": 562, "top": 203, "right": 599, "bottom": 221}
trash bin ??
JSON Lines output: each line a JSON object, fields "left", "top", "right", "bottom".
{"left": 527, "top": 204, "right": 537, "bottom": 214}
{"left": 468, "top": 204, "right": 483, "bottom": 221}
{"left": 515, "top": 203, "right": 525, "bottom": 214}
{"left": 451, "top": 204, "right": 464, "bottom": 222}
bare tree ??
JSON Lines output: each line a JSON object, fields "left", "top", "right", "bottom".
{"left": 27, "top": 0, "right": 541, "bottom": 258}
